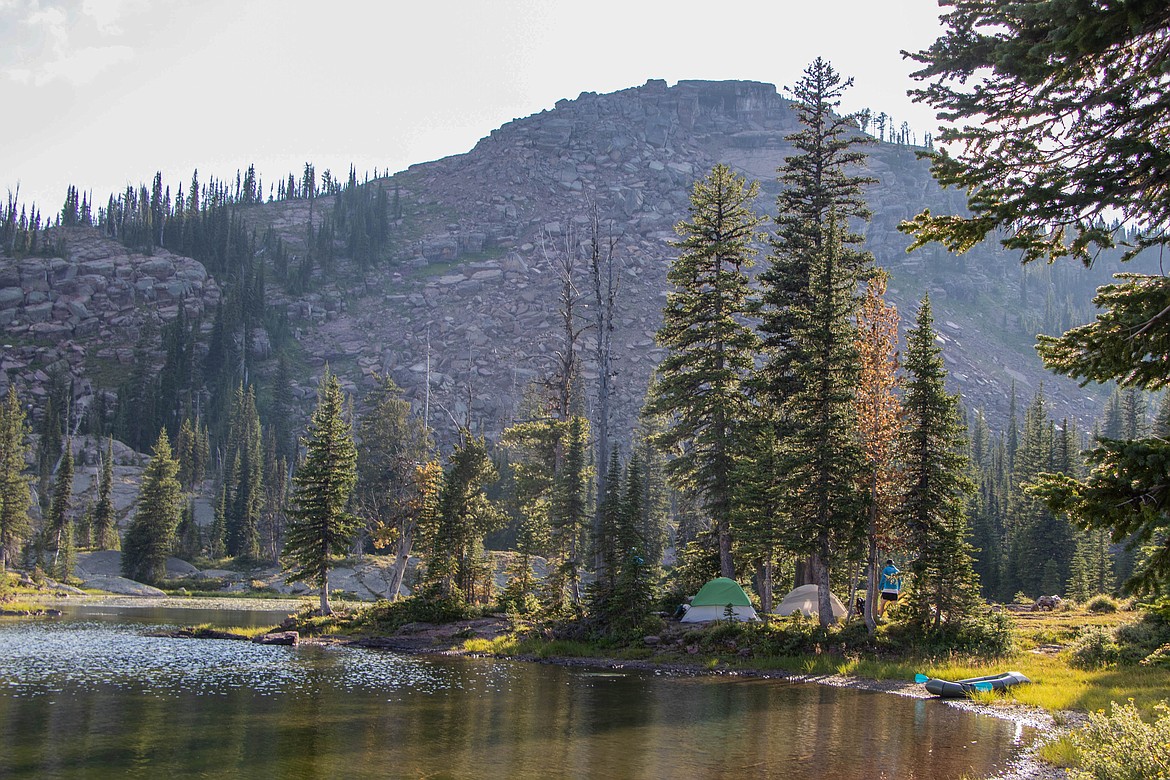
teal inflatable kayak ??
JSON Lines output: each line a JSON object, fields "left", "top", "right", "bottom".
{"left": 921, "top": 671, "right": 1030, "bottom": 698}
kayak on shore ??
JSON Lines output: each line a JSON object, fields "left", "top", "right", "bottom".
{"left": 918, "top": 670, "right": 1031, "bottom": 698}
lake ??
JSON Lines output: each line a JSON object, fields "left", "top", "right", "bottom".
{"left": 0, "top": 604, "right": 1033, "bottom": 779}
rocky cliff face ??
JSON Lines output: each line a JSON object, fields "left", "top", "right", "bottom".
{"left": 0, "top": 229, "right": 219, "bottom": 415}
{"left": 1, "top": 79, "right": 1118, "bottom": 445}
{"left": 292, "top": 78, "right": 1108, "bottom": 440}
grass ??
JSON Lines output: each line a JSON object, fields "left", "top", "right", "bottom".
{"left": 185, "top": 623, "right": 272, "bottom": 639}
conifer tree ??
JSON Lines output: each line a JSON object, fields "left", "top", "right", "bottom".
{"left": 756, "top": 58, "right": 874, "bottom": 598}
{"left": 209, "top": 485, "right": 227, "bottom": 559}
{"left": 225, "top": 385, "right": 263, "bottom": 559}
{"left": 776, "top": 218, "right": 866, "bottom": 626}
{"left": 176, "top": 500, "right": 201, "bottom": 561}
{"left": 593, "top": 450, "right": 625, "bottom": 602}
{"left": 551, "top": 415, "right": 592, "bottom": 609}
{"left": 1006, "top": 391, "right": 1077, "bottom": 596}
{"left": 0, "top": 387, "right": 32, "bottom": 571}
{"left": 633, "top": 387, "right": 670, "bottom": 571}
{"left": 906, "top": 1, "right": 1170, "bottom": 592}
{"left": 758, "top": 57, "right": 874, "bottom": 403}
{"left": 122, "top": 430, "right": 183, "bottom": 584}
{"left": 283, "top": 369, "right": 359, "bottom": 615}
{"left": 898, "top": 295, "right": 981, "bottom": 629}
{"left": 647, "top": 164, "right": 762, "bottom": 579}
{"left": 354, "top": 375, "right": 432, "bottom": 570}
{"left": 45, "top": 439, "right": 74, "bottom": 580}
{"left": 92, "top": 437, "right": 118, "bottom": 550}
{"left": 611, "top": 455, "right": 654, "bottom": 628}
{"left": 423, "top": 433, "right": 504, "bottom": 605}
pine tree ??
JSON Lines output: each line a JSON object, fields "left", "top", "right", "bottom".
{"left": 354, "top": 374, "right": 432, "bottom": 568}
{"left": 0, "top": 387, "right": 32, "bottom": 571}
{"left": 209, "top": 484, "right": 227, "bottom": 559}
{"left": 756, "top": 58, "right": 874, "bottom": 602}
{"left": 906, "top": 2, "right": 1170, "bottom": 592}
{"left": 92, "top": 437, "right": 118, "bottom": 550}
{"left": 633, "top": 385, "right": 670, "bottom": 571}
{"left": 776, "top": 217, "right": 866, "bottom": 627}
{"left": 758, "top": 57, "right": 874, "bottom": 404}
{"left": 422, "top": 433, "right": 504, "bottom": 605}
{"left": 646, "top": 163, "right": 762, "bottom": 579}
{"left": 611, "top": 455, "right": 654, "bottom": 629}
{"left": 175, "top": 500, "right": 201, "bottom": 561}
{"left": 122, "top": 430, "right": 184, "bottom": 584}
{"left": 898, "top": 295, "right": 981, "bottom": 629}
{"left": 45, "top": 439, "right": 74, "bottom": 580}
{"left": 283, "top": 369, "right": 359, "bottom": 615}
{"left": 225, "top": 385, "right": 263, "bottom": 560}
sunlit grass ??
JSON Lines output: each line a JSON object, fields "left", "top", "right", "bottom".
{"left": 187, "top": 623, "right": 271, "bottom": 639}
{"left": 1037, "top": 734, "right": 1080, "bottom": 769}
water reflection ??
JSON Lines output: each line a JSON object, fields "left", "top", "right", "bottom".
{"left": 0, "top": 609, "right": 1032, "bottom": 779}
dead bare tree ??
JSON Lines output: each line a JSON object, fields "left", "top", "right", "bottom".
{"left": 587, "top": 205, "right": 621, "bottom": 572}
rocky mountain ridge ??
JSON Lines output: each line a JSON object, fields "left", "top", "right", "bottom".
{"left": 1, "top": 78, "right": 1129, "bottom": 447}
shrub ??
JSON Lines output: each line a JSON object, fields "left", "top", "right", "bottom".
{"left": 884, "top": 610, "right": 1014, "bottom": 657}
{"left": 1115, "top": 618, "right": 1170, "bottom": 665}
{"left": 1139, "top": 644, "right": 1170, "bottom": 668}
{"left": 1086, "top": 595, "right": 1120, "bottom": 614}
{"left": 1067, "top": 700, "right": 1170, "bottom": 780}
{"left": 1069, "top": 627, "right": 1121, "bottom": 669}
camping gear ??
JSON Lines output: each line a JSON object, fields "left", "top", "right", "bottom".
{"left": 915, "top": 671, "right": 1031, "bottom": 698}
{"left": 774, "top": 584, "right": 847, "bottom": 620}
{"left": 679, "top": 577, "right": 759, "bottom": 623}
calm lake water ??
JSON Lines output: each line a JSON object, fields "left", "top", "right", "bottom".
{"left": 0, "top": 604, "right": 1033, "bottom": 779}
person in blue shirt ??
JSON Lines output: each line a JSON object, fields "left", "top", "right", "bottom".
{"left": 877, "top": 559, "right": 901, "bottom": 618}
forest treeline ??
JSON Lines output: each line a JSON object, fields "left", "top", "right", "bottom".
{"left": 1, "top": 57, "right": 1164, "bottom": 639}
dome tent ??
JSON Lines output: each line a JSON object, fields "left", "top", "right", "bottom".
{"left": 680, "top": 577, "right": 760, "bottom": 623}
{"left": 774, "top": 584, "right": 846, "bottom": 620}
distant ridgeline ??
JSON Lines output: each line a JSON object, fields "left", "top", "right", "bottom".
{"left": 0, "top": 78, "right": 1161, "bottom": 461}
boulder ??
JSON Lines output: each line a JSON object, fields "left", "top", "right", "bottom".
{"left": 254, "top": 631, "right": 299, "bottom": 646}
{"left": 80, "top": 574, "right": 166, "bottom": 597}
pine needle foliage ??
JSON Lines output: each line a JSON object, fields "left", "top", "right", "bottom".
{"left": 122, "top": 429, "right": 184, "bottom": 585}
{"left": 647, "top": 163, "right": 762, "bottom": 579}
{"left": 283, "top": 369, "right": 359, "bottom": 615}
{"left": 776, "top": 217, "right": 866, "bottom": 626}
{"left": 898, "top": 295, "right": 981, "bottom": 629}
{"left": 0, "top": 387, "right": 32, "bottom": 571}
{"left": 903, "top": 0, "right": 1170, "bottom": 262}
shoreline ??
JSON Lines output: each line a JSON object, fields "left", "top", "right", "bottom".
{"left": 29, "top": 594, "right": 1071, "bottom": 779}
{"left": 315, "top": 633, "right": 1069, "bottom": 779}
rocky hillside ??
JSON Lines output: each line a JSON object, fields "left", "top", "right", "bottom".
{"left": 2, "top": 78, "right": 1139, "bottom": 444}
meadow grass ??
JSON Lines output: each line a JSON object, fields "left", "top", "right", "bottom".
{"left": 186, "top": 623, "right": 272, "bottom": 639}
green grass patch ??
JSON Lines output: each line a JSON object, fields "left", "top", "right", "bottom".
{"left": 1037, "top": 735, "right": 1080, "bottom": 769}
{"left": 186, "top": 623, "right": 271, "bottom": 639}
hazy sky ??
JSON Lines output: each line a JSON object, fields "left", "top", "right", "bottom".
{"left": 1, "top": 0, "right": 948, "bottom": 213}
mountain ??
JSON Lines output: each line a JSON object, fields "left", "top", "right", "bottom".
{"left": 0, "top": 78, "right": 1145, "bottom": 445}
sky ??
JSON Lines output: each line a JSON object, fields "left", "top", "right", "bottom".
{"left": 1, "top": 0, "right": 949, "bottom": 214}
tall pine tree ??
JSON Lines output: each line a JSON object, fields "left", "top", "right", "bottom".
{"left": 0, "top": 387, "right": 32, "bottom": 571}
{"left": 122, "top": 430, "right": 184, "bottom": 585}
{"left": 283, "top": 369, "right": 359, "bottom": 615}
{"left": 647, "top": 163, "right": 762, "bottom": 580}
{"left": 898, "top": 295, "right": 981, "bottom": 629}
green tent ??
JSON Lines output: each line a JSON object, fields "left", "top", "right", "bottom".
{"left": 681, "top": 577, "right": 759, "bottom": 622}
{"left": 691, "top": 577, "right": 751, "bottom": 606}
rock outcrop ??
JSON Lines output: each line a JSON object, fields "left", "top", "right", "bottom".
{"left": 3, "top": 79, "right": 1130, "bottom": 446}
